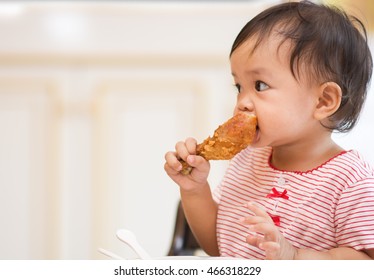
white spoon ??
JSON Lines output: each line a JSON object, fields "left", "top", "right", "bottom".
{"left": 98, "top": 247, "right": 124, "bottom": 260}
{"left": 116, "top": 229, "right": 152, "bottom": 260}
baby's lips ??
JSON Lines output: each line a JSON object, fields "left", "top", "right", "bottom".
{"left": 252, "top": 124, "right": 260, "bottom": 144}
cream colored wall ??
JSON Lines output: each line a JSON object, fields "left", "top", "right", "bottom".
{"left": 0, "top": 1, "right": 373, "bottom": 260}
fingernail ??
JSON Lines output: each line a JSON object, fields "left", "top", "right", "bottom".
{"left": 187, "top": 155, "right": 194, "bottom": 164}
{"left": 238, "top": 217, "right": 245, "bottom": 223}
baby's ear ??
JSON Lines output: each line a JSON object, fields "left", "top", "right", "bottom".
{"left": 314, "top": 82, "right": 342, "bottom": 121}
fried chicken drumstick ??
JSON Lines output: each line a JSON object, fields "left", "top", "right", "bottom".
{"left": 180, "top": 112, "right": 257, "bottom": 175}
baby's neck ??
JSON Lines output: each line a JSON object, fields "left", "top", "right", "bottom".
{"left": 270, "top": 138, "right": 344, "bottom": 173}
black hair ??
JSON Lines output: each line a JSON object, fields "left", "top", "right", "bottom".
{"left": 230, "top": 0, "right": 373, "bottom": 133}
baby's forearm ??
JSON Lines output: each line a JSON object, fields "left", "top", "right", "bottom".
{"left": 180, "top": 183, "right": 219, "bottom": 256}
{"left": 295, "top": 247, "right": 372, "bottom": 260}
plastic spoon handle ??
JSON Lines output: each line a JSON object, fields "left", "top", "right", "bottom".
{"left": 98, "top": 247, "right": 124, "bottom": 260}
{"left": 116, "top": 229, "right": 151, "bottom": 260}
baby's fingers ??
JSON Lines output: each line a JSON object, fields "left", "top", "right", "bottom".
{"left": 185, "top": 137, "right": 198, "bottom": 155}
{"left": 246, "top": 233, "right": 264, "bottom": 248}
{"left": 240, "top": 215, "right": 267, "bottom": 226}
{"left": 185, "top": 155, "right": 210, "bottom": 178}
{"left": 246, "top": 202, "right": 273, "bottom": 223}
{"left": 175, "top": 137, "right": 197, "bottom": 161}
{"left": 164, "top": 151, "right": 183, "bottom": 173}
{"left": 259, "top": 242, "right": 281, "bottom": 260}
{"left": 250, "top": 222, "right": 278, "bottom": 241}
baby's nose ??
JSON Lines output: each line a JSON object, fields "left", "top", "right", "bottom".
{"left": 235, "top": 93, "right": 255, "bottom": 113}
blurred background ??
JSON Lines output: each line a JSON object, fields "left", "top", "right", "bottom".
{"left": 0, "top": 0, "right": 373, "bottom": 259}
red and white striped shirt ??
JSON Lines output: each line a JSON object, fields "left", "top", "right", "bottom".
{"left": 213, "top": 146, "right": 374, "bottom": 259}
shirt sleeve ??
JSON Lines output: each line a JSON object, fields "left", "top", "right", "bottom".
{"left": 335, "top": 177, "right": 374, "bottom": 250}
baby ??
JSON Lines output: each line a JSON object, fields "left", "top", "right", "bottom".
{"left": 164, "top": 1, "right": 374, "bottom": 259}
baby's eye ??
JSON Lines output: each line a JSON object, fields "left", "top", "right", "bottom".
{"left": 255, "top": 81, "right": 269, "bottom": 91}
{"left": 234, "top": 83, "right": 241, "bottom": 93}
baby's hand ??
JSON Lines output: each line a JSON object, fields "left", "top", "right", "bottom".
{"left": 240, "top": 202, "right": 297, "bottom": 260}
{"left": 164, "top": 137, "right": 210, "bottom": 192}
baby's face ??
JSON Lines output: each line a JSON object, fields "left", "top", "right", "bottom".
{"left": 230, "top": 34, "right": 322, "bottom": 149}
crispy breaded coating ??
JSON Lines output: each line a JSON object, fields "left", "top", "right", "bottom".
{"left": 180, "top": 113, "right": 257, "bottom": 174}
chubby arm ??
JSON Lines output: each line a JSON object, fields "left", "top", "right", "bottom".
{"left": 180, "top": 184, "right": 219, "bottom": 256}
{"left": 295, "top": 247, "right": 373, "bottom": 260}
{"left": 164, "top": 137, "right": 219, "bottom": 256}
{"left": 241, "top": 203, "right": 373, "bottom": 260}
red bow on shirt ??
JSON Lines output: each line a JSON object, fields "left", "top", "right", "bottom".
{"left": 266, "top": 188, "right": 289, "bottom": 200}
{"left": 268, "top": 213, "right": 281, "bottom": 226}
